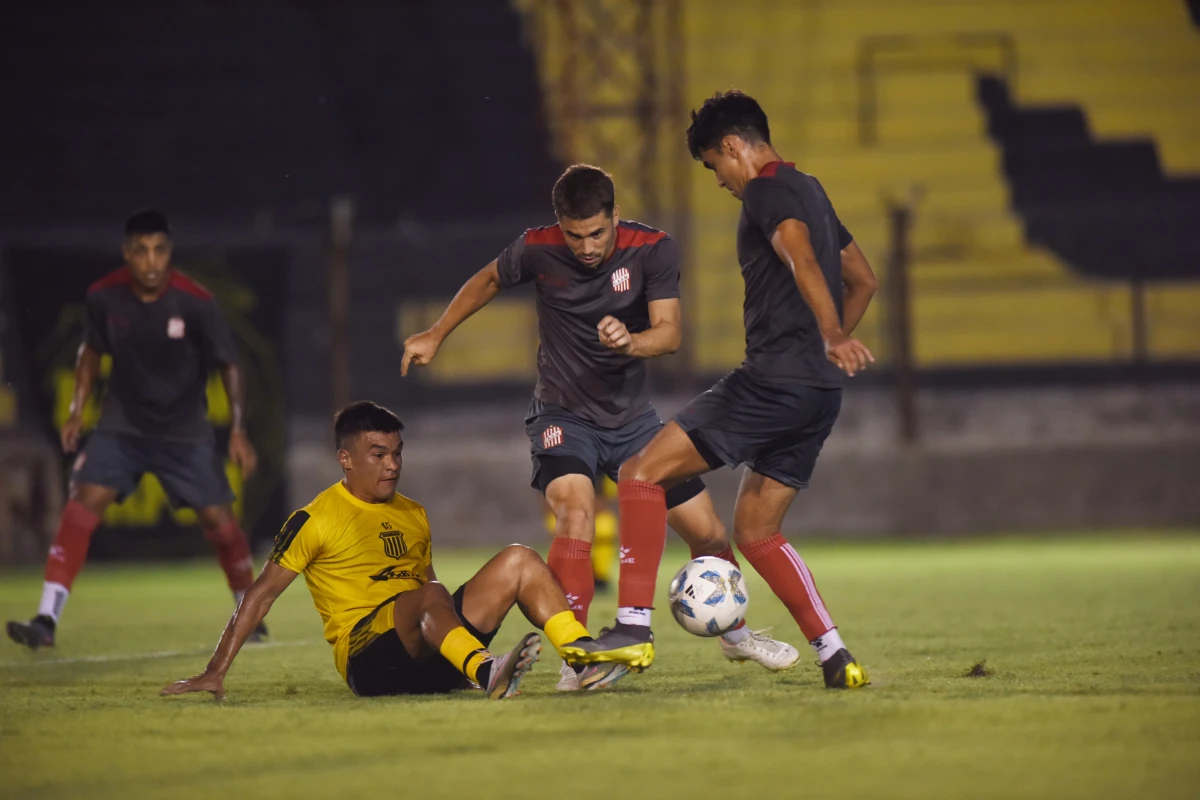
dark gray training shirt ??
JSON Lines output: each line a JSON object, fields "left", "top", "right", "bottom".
{"left": 85, "top": 267, "right": 238, "bottom": 441}
{"left": 737, "top": 161, "right": 854, "bottom": 387}
{"left": 496, "top": 220, "right": 680, "bottom": 428}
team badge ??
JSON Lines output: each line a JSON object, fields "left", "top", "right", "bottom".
{"left": 167, "top": 317, "right": 186, "bottom": 339}
{"left": 379, "top": 524, "right": 407, "bottom": 559}
{"left": 611, "top": 267, "right": 631, "bottom": 292}
{"left": 542, "top": 425, "right": 564, "bottom": 449}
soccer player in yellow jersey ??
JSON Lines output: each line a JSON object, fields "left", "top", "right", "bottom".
{"left": 163, "top": 401, "right": 641, "bottom": 700}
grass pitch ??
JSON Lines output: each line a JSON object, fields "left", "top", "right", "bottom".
{"left": 2, "top": 535, "right": 1198, "bottom": 799}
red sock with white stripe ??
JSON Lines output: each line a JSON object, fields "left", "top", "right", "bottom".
{"left": 738, "top": 532, "right": 844, "bottom": 663}
{"left": 694, "top": 544, "right": 749, "bottom": 642}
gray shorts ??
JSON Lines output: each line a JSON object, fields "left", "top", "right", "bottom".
{"left": 74, "top": 430, "right": 235, "bottom": 510}
{"left": 674, "top": 368, "right": 842, "bottom": 490}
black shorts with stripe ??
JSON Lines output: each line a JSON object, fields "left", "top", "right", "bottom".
{"left": 344, "top": 584, "right": 498, "bottom": 698}
{"left": 525, "top": 399, "right": 705, "bottom": 509}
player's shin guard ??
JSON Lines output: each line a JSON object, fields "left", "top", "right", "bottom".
{"left": 205, "top": 520, "right": 255, "bottom": 593}
{"left": 616, "top": 480, "right": 668, "bottom": 612}
{"left": 739, "top": 532, "right": 835, "bottom": 642}
{"left": 547, "top": 537, "right": 595, "bottom": 626}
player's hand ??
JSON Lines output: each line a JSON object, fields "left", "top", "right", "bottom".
{"left": 401, "top": 329, "right": 442, "bottom": 376}
{"left": 824, "top": 333, "right": 874, "bottom": 377}
{"left": 161, "top": 671, "right": 225, "bottom": 701}
{"left": 597, "top": 316, "right": 634, "bottom": 355}
{"left": 60, "top": 415, "right": 84, "bottom": 454}
{"left": 228, "top": 429, "right": 258, "bottom": 478}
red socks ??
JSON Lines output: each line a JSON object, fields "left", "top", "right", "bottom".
{"left": 739, "top": 532, "right": 834, "bottom": 641}
{"left": 205, "top": 520, "right": 255, "bottom": 593}
{"left": 44, "top": 501, "right": 102, "bottom": 589}
{"left": 616, "top": 480, "right": 668, "bottom": 609}
{"left": 547, "top": 537, "right": 595, "bottom": 626}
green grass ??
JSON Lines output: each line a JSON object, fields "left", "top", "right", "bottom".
{"left": 2, "top": 535, "right": 1199, "bottom": 800}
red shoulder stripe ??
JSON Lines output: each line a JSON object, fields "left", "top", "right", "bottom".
{"left": 168, "top": 270, "right": 214, "bottom": 301}
{"left": 87, "top": 266, "right": 132, "bottom": 294}
{"left": 757, "top": 161, "right": 795, "bottom": 178}
{"left": 525, "top": 225, "right": 566, "bottom": 246}
{"left": 615, "top": 225, "right": 667, "bottom": 250}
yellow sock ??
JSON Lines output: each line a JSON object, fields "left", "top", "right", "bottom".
{"left": 544, "top": 610, "right": 591, "bottom": 654}
{"left": 439, "top": 626, "right": 490, "bottom": 683}
{"left": 592, "top": 509, "right": 617, "bottom": 584}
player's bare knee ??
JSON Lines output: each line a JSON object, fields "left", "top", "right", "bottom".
{"left": 69, "top": 483, "right": 115, "bottom": 516}
{"left": 617, "top": 455, "right": 656, "bottom": 485}
{"left": 555, "top": 506, "right": 594, "bottom": 541}
{"left": 197, "top": 507, "right": 235, "bottom": 539}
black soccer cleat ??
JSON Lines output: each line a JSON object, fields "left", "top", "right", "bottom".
{"left": 247, "top": 620, "right": 269, "bottom": 644}
{"left": 6, "top": 615, "right": 56, "bottom": 650}
{"left": 822, "top": 648, "right": 870, "bottom": 689}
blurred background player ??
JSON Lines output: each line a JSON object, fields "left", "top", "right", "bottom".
{"left": 402, "top": 165, "right": 799, "bottom": 691}
{"left": 5, "top": 210, "right": 262, "bottom": 649}
{"left": 567, "top": 91, "right": 877, "bottom": 689}
{"left": 162, "top": 401, "right": 638, "bottom": 700}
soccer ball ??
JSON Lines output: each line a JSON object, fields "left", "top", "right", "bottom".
{"left": 667, "top": 556, "right": 749, "bottom": 637}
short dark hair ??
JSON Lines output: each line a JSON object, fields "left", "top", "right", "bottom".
{"left": 686, "top": 90, "right": 771, "bottom": 161}
{"left": 334, "top": 401, "right": 404, "bottom": 450}
{"left": 551, "top": 164, "right": 615, "bottom": 220}
{"left": 125, "top": 209, "right": 172, "bottom": 239}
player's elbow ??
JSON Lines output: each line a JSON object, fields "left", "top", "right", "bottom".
{"left": 847, "top": 270, "right": 879, "bottom": 297}
{"left": 660, "top": 323, "right": 682, "bottom": 355}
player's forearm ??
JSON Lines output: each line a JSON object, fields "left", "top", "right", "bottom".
{"left": 628, "top": 321, "right": 681, "bottom": 359}
{"left": 70, "top": 345, "right": 101, "bottom": 417}
{"left": 430, "top": 266, "right": 502, "bottom": 343}
{"left": 841, "top": 284, "right": 875, "bottom": 336}
{"left": 204, "top": 585, "right": 276, "bottom": 677}
{"left": 792, "top": 259, "right": 845, "bottom": 340}
{"left": 219, "top": 364, "right": 247, "bottom": 431}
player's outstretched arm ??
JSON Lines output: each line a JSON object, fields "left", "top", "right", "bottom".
{"left": 219, "top": 364, "right": 258, "bottom": 477}
{"left": 61, "top": 343, "right": 102, "bottom": 453}
{"left": 401, "top": 261, "right": 503, "bottom": 376}
{"left": 597, "top": 299, "right": 681, "bottom": 359}
{"left": 161, "top": 561, "right": 297, "bottom": 700}
{"left": 839, "top": 241, "right": 879, "bottom": 337}
{"left": 771, "top": 220, "right": 874, "bottom": 377}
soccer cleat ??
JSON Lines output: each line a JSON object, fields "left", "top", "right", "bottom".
{"left": 578, "top": 662, "right": 632, "bottom": 691}
{"left": 247, "top": 621, "right": 269, "bottom": 644}
{"left": 556, "top": 659, "right": 581, "bottom": 692}
{"left": 559, "top": 622, "right": 655, "bottom": 672}
{"left": 822, "top": 648, "right": 870, "bottom": 689}
{"left": 6, "top": 615, "right": 56, "bottom": 650}
{"left": 485, "top": 632, "right": 542, "bottom": 700}
{"left": 720, "top": 628, "right": 802, "bottom": 672}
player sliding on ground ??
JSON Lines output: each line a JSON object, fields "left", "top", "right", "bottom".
{"left": 7, "top": 210, "right": 262, "bottom": 650}
{"left": 564, "top": 91, "right": 878, "bottom": 689}
{"left": 402, "top": 165, "right": 800, "bottom": 691}
{"left": 163, "top": 401, "right": 638, "bottom": 701}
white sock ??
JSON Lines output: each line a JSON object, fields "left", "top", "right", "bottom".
{"left": 39, "top": 582, "right": 70, "bottom": 622}
{"left": 721, "top": 624, "right": 751, "bottom": 644}
{"left": 811, "top": 627, "right": 845, "bottom": 663}
{"left": 616, "top": 607, "right": 651, "bottom": 626}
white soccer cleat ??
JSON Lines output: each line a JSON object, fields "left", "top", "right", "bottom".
{"left": 556, "top": 659, "right": 581, "bottom": 692}
{"left": 720, "top": 628, "right": 802, "bottom": 672}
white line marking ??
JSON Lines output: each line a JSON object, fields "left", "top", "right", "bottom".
{"left": 0, "top": 639, "right": 313, "bottom": 668}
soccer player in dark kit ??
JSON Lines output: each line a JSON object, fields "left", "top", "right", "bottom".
{"left": 6, "top": 210, "right": 263, "bottom": 649}
{"left": 564, "top": 91, "right": 878, "bottom": 689}
{"left": 402, "top": 165, "right": 800, "bottom": 690}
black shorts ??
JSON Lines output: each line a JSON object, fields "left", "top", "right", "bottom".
{"left": 525, "top": 401, "right": 705, "bottom": 509}
{"left": 73, "top": 430, "right": 234, "bottom": 510}
{"left": 674, "top": 368, "right": 842, "bottom": 490}
{"left": 345, "top": 584, "right": 498, "bottom": 698}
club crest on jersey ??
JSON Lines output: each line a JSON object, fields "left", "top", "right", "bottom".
{"left": 611, "top": 267, "right": 631, "bottom": 292}
{"left": 542, "top": 425, "right": 564, "bottom": 449}
{"left": 167, "top": 317, "right": 186, "bottom": 339}
{"left": 379, "top": 524, "right": 407, "bottom": 559}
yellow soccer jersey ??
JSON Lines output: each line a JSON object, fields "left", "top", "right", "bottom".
{"left": 270, "top": 481, "right": 432, "bottom": 678}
